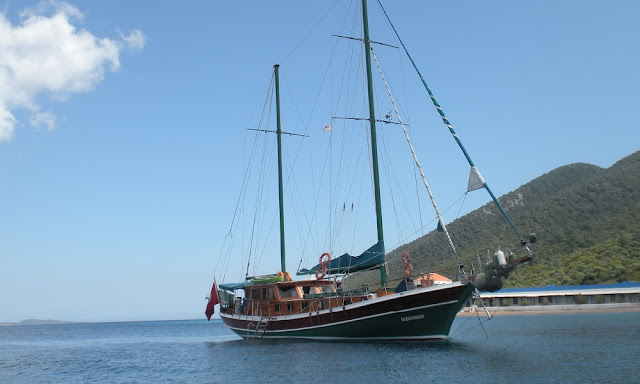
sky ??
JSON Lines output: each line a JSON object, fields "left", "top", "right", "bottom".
{"left": 0, "top": 0, "right": 638, "bottom": 323}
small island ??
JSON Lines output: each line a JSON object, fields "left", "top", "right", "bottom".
{"left": 0, "top": 319, "right": 75, "bottom": 326}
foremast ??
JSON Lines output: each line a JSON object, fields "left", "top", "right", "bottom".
{"left": 361, "top": 0, "right": 386, "bottom": 286}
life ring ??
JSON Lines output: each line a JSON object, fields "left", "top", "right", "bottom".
{"left": 315, "top": 252, "right": 331, "bottom": 279}
{"left": 320, "top": 252, "right": 331, "bottom": 265}
{"left": 402, "top": 251, "right": 413, "bottom": 277}
{"left": 404, "top": 263, "right": 414, "bottom": 278}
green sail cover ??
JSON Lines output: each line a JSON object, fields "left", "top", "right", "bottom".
{"left": 297, "top": 241, "right": 385, "bottom": 276}
{"left": 219, "top": 281, "right": 250, "bottom": 291}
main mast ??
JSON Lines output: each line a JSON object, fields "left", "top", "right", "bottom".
{"left": 275, "top": 64, "right": 287, "bottom": 275}
{"left": 361, "top": 0, "right": 386, "bottom": 286}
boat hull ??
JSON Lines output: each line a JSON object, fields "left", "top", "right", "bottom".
{"left": 219, "top": 281, "right": 474, "bottom": 341}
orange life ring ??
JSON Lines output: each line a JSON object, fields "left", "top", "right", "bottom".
{"left": 320, "top": 252, "right": 331, "bottom": 265}
{"left": 316, "top": 252, "right": 331, "bottom": 279}
{"left": 401, "top": 251, "right": 411, "bottom": 264}
{"left": 404, "top": 263, "right": 414, "bottom": 277}
{"left": 402, "top": 251, "right": 413, "bottom": 277}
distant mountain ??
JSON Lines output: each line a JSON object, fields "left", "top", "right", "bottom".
{"left": 345, "top": 150, "right": 640, "bottom": 289}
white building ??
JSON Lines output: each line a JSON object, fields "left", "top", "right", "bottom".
{"left": 476, "top": 281, "right": 640, "bottom": 308}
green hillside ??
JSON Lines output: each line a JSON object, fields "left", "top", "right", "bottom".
{"left": 345, "top": 150, "right": 640, "bottom": 290}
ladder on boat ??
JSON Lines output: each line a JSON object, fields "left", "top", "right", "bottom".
{"left": 253, "top": 317, "right": 269, "bottom": 339}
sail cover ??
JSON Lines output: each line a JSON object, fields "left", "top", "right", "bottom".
{"left": 297, "top": 241, "right": 385, "bottom": 276}
{"left": 218, "top": 281, "right": 250, "bottom": 291}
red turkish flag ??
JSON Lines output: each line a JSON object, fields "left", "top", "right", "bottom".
{"left": 205, "top": 279, "right": 219, "bottom": 321}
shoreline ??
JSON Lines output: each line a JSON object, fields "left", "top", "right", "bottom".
{"left": 458, "top": 304, "right": 640, "bottom": 317}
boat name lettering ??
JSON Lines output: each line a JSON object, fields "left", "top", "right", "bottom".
{"left": 400, "top": 314, "right": 425, "bottom": 322}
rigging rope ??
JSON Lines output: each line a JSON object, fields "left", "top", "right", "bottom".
{"left": 378, "top": 125, "right": 422, "bottom": 243}
{"left": 456, "top": 192, "right": 468, "bottom": 221}
{"left": 281, "top": 0, "right": 342, "bottom": 65}
{"left": 370, "top": 47, "right": 462, "bottom": 266}
{"left": 214, "top": 73, "right": 279, "bottom": 284}
{"left": 376, "top": 0, "right": 524, "bottom": 244}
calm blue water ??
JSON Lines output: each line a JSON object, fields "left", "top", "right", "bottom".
{"left": 1, "top": 312, "right": 638, "bottom": 383}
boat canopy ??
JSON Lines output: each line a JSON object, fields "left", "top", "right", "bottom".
{"left": 219, "top": 281, "right": 250, "bottom": 291}
{"left": 297, "top": 241, "right": 385, "bottom": 276}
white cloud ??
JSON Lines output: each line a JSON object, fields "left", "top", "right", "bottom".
{"left": 30, "top": 110, "right": 56, "bottom": 132}
{"left": 0, "top": 1, "right": 145, "bottom": 142}
{"left": 122, "top": 29, "right": 146, "bottom": 51}
{"left": 0, "top": 107, "right": 17, "bottom": 142}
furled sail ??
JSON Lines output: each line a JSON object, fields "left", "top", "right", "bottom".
{"left": 297, "top": 241, "right": 385, "bottom": 276}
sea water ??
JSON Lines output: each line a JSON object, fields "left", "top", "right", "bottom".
{"left": 1, "top": 312, "right": 638, "bottom": 383}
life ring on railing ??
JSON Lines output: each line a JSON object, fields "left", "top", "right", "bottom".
{"left": 402, "top": 251, "right": 413, "bottom": 278}
{"left": 315, "top": 252, "right": 331, "bottom": 279}
{"left": 404, "top": 263, "right": 414, "bottom": 277}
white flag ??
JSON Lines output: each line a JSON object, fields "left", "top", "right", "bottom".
{"left": 323, "top": 124, "right": 332, "bottom": 133}
{"left": 467, "top": 166, "right": 486, "bottom": 192}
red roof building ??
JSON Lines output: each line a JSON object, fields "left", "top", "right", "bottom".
{"left": 415, "top": 273, "right": 452, "bottom": 287}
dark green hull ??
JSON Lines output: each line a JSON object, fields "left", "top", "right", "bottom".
{"left": 220, "top": 281, "right": 474, "bottom": 341}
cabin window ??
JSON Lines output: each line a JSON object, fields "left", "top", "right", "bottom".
{"left": 287, "top": 303, "right": 294, "bottom": 313}
{"left": 279, "top": 286, "right": 298, "bottom": 298}
{"left": 304, "top": 286, "right": 322, "bottom": 295}
{"left": 302, "top": 301, "right": 309, "bottom": 310}
{"left": 251, "top": 290, "right": 260, "bottom": 299}
{"left": 268, "top": 288, "right": 274, "bottom": 299}
{"left": 262, "top": 288, "right": 267, "bottom": 299}
{"left": 322, "top": 285, "right": 334, "bottom": 294}
{"left": 274, "top": 304, "right": 280, "bottom": 313}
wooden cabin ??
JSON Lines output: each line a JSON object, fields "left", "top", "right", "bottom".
{"left": 220, "top": 279, "right": 374, "bottom": 318}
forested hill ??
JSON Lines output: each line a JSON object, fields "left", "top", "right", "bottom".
{"left": 345, "top": 150, "right": 640, "bottom": 289}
